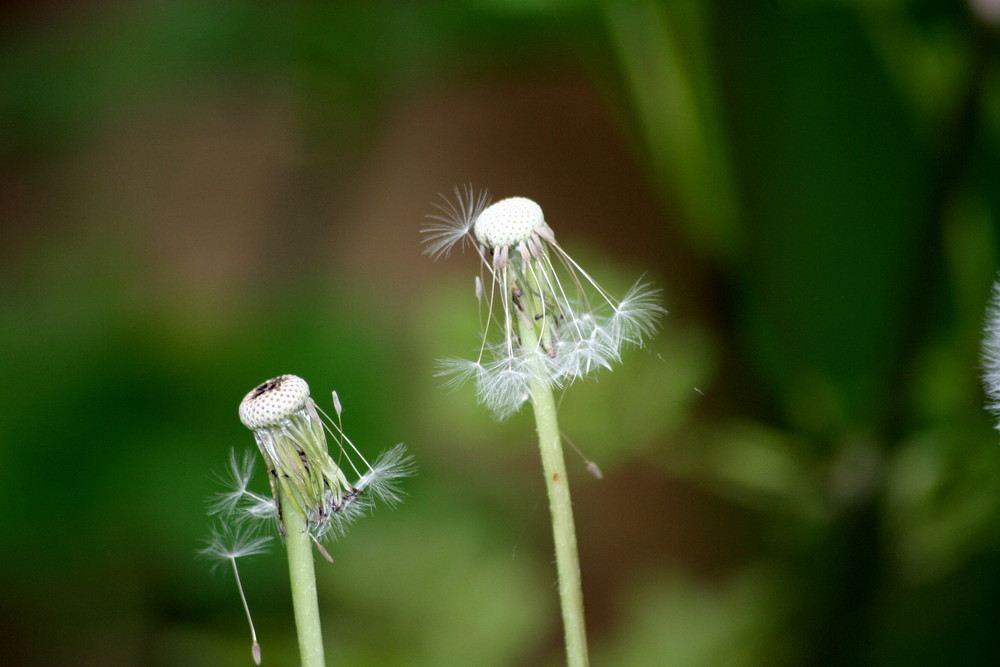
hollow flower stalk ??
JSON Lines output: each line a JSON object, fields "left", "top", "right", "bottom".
{"left": 205, "top": 374, "right": 412, "bottom": 667}
{"left": 423, "top": 187, "right": 663, "bottom": 667}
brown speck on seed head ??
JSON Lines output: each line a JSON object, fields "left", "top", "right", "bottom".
{"left": 552, "top": 472, "right": 561, "bottom": 483}
{"left": 250, "top": 376, "right": 283, "bottom": 400}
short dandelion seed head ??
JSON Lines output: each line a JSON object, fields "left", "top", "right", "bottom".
{"left": 206, "top": 377, "right": 414, "bottom": 663}
{"left": 223, "top": 375, "right": 415, "bottom": 543}
{"left": 474, "top": 196, "right": 545, "bottom": 249}
{"left": 238, "top": 374, "right": 310, "bottom": 429}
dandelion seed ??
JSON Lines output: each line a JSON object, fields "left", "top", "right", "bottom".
{"left": 208, "top": 449, "right": 256, "bottom": 516}
{"left": 561, "top": 430, "right": 604, "bottom": 480}
{"left": 422, "top": 187, "right": 665, "bottom": 418}
{"left": 309, "top": 533, "right": 334, "bottom": 563}
{"left": 200, "top": 524, "right": 273, "bottom": 565}
{"left": 200, "top": 525, "right": 271, "bottom": 665}
{"left": 423, "top": 184, "right": 491, "bottom": 259}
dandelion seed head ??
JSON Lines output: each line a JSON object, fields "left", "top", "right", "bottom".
{"left": 238, "top": 374, "right": 310, "bottom": 429}
{"left": 426, "top": 186, "right": 665, "bottom": 419}
{"left": 227, "top": 375, "right": 414, "bottom": 543}
{"left": 474, "top": 196, "right": 545, "bottom": 249}
{"left": 207, "top": 378, "right": 413, "bottom": 662}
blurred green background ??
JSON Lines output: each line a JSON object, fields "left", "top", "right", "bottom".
{"left": 2, "top": 0, "right": 1000, "bottom": 665}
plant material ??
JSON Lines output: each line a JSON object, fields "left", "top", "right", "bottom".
{"left": 204, "top": 374, "right": 413, "bottom": 666}
{"left": 983, "top": 281, "right": 1000, "bottom": 424}
{"left": 423, "top": 187, "right": 664, "bottom": 666}
{"left": 200, "top": 525, "right": 272, "bottom": 664}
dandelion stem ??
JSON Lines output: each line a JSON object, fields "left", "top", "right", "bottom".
{"left": 282, "top": 491, "right": 326, "bottom": 667}
{"left": 519, "top": 319, "right": 590, "bottom": 667}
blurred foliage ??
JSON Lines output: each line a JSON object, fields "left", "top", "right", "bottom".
{"left": 2, "top": 0, "right": 1000, "bottom": 665}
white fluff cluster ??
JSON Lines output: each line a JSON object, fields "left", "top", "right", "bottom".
{"left": 982, "top": 281, "right": 1000, "bottom": 427}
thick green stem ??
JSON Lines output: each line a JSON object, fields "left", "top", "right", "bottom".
{"left": 519, "top": 319, "right": 590, "bottom": 667}
{"left": 282, "top": 495, "right": 326, "bottom": 667}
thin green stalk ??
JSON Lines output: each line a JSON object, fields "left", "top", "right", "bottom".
{"left": 282, "top": 492, "right": 326, "bottom": 667}
{"left": 519, "top": 319, "right": 590, "bottom": 667}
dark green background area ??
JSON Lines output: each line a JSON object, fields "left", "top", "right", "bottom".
{"left": 2, "top": 1, "right": 999, "bottom": 665}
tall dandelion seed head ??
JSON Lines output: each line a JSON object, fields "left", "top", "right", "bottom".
{"left": 423, "top": 186, "right": 665, "bottom": 418}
